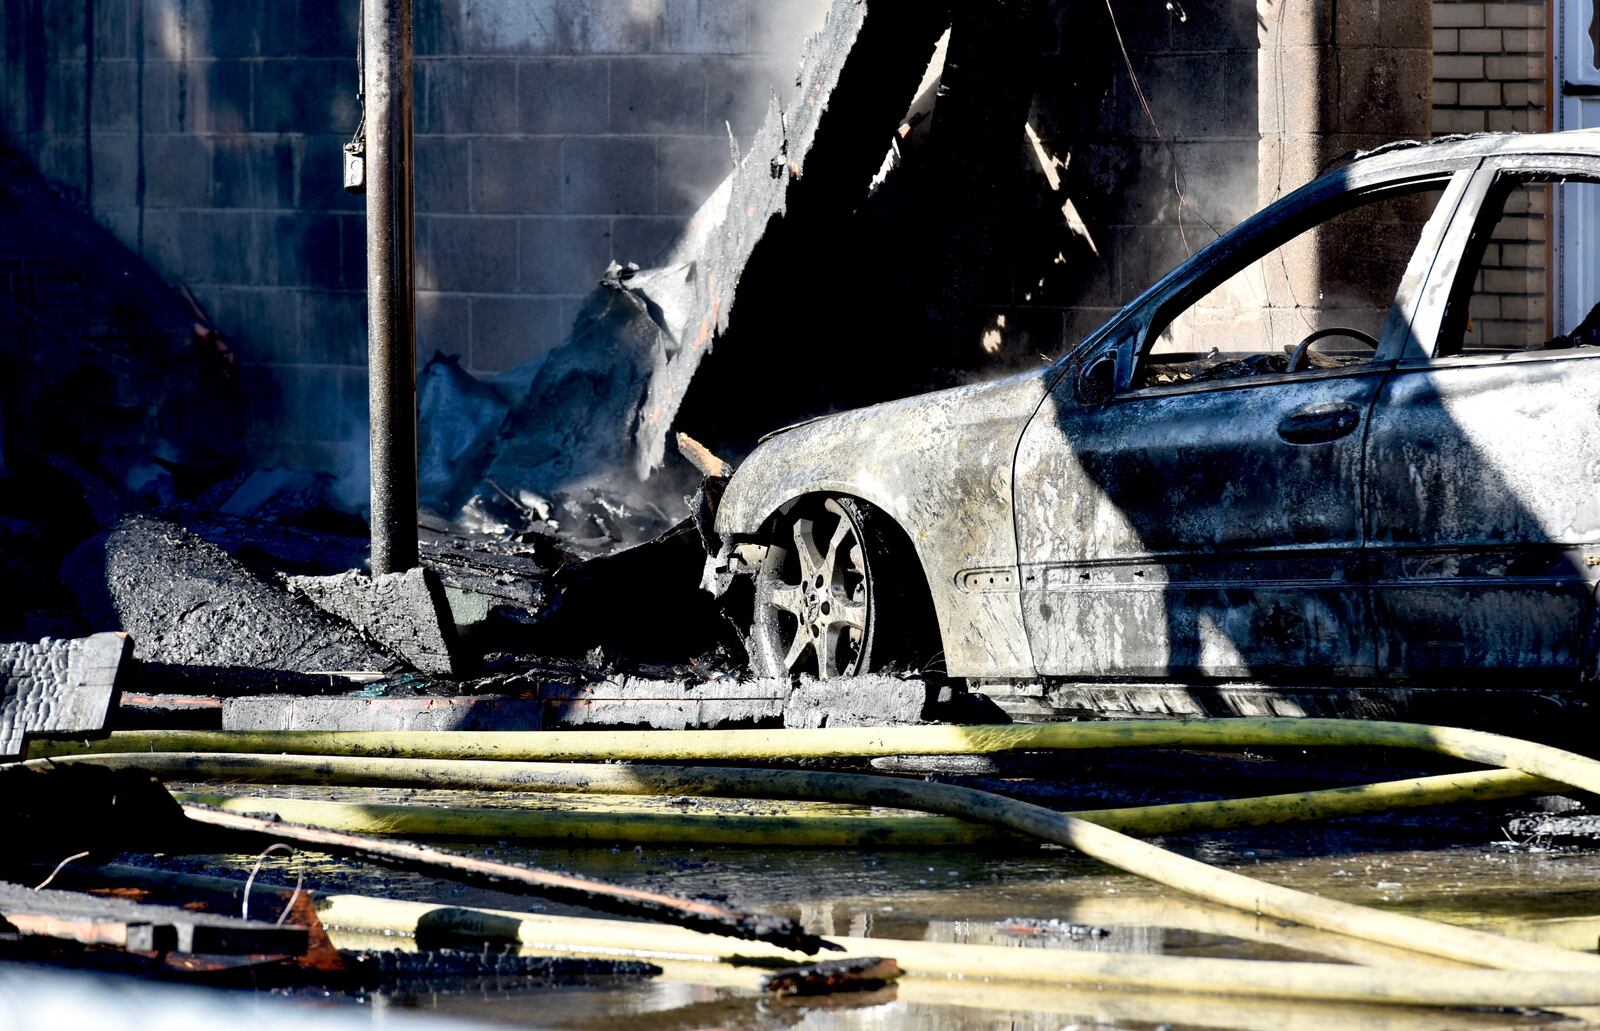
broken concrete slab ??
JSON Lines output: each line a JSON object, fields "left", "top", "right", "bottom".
{"left": 218, "top": 675, "right": 932, "bottom": 732}
{"left": 63, "top": 515, "right": 401, "bottom": 674}
{"left": 541, "top": 675, "right": 789, "bottom": 730}
{"left": 222, "top": 676, "right": 790, "bottom": 732}
{"left": 288, "top": 566, "right": 460, "bottom": 676}
{"left": 0, "top": 632, "right": 127, "bottom": 758}
{"left": 782, "top": 675, "right": 930, "bottom": 728}
{"left": 223, "top": 694, "right": 546, "bottom": 732}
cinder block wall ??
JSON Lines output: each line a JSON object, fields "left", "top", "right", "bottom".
{"left": 1026, "top": 0, "right": 1262, "bottom": 352}
{"left": 0, "top": 0, "right": 824, "bottom": 469}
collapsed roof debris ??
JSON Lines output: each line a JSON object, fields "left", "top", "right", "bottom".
{"left": 432, "top": 0, "right": 952, "bottom": 546}
{"left": 0, "top": 139, "right": 244, "bottom": 502}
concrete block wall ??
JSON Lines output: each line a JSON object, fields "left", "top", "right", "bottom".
{"left": 1027, "top": 0, "right": 1262, "bottom": 353}
{"left": 0, "top": 0, "right": 826, "bottom": 470}
{"left": 1462, "top": 182, "right": 1551, "bottom": 348}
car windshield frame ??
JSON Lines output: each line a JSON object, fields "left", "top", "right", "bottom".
{"left": 1050, "top": 150, "right": 1481, "bottom": 388}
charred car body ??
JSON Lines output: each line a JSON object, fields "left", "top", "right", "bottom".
{"left": 706, "top": 131, "right": 1600, "bottom": 721}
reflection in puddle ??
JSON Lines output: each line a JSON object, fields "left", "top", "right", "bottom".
{"left": 142, "top": 785, "right": 1600, "bottom": 1029}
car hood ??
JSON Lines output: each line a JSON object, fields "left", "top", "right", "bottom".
{"left": 717, "top": 363, "right": 1065, "bottom": 537}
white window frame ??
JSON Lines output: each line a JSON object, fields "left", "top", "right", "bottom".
{"left": 1557, "top": 0, "right": 1600, "bottom": 333}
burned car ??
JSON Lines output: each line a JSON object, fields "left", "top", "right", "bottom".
{"left": 706, "top": 130, "right": 1600, "bottom": 718}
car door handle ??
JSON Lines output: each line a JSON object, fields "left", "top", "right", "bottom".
{"left": 1278, "top": 401, "right": 1361, "bottom": 444}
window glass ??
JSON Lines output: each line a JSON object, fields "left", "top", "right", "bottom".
{"left": 1135, "top": 187, "right": 1443, "bottom": 388}
{"left": 1440, "top": 179, "right": 1595, "bottom": 356}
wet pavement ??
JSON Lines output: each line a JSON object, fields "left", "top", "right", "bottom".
{"left": 126, "top": 779, "right": 1600, "bottom": 1030}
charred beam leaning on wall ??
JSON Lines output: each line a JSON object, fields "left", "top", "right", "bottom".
{"left": 365, "top": 0, "right": 419, "bottom": 574}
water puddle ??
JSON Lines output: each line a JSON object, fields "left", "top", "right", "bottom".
{"left": 145, "top": 783, "right": 1600, "bottom": 1029}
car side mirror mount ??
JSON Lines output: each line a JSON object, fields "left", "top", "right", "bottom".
{"left": 1076, "top": 352, "right": 1118, "bottom": 406}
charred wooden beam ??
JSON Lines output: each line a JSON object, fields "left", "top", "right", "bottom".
{"left": 1, "top": 632, "right": 127, "bottom": 759}
{"left": 179, "top": 803, "right": 836, "bottom": 955}
{"left": 0, "top": 883, "right": 308, "bottom": 956}
{"left": 763, "top": 955, "right": 903, "bottom": 996}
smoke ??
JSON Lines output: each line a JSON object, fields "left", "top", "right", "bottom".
{"left": 643, "top": 0, "right": 835, "bottom": 270}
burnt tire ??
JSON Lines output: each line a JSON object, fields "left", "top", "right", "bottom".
{"left": 748, "top": 495, "right": 934, "bottom": 680}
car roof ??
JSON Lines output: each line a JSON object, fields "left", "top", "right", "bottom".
{"left": 1344, "top": 127, "right": 1600, "bottom": 174}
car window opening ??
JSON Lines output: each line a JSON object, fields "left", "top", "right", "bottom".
{"left": 1439, "top": 178, "right": 1600, "bottom": 358}
{"left": 1132, "top": 187, "right": 1447, "bottom": 389}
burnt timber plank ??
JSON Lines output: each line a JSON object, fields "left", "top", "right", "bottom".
{"left": 0, "top": 883, "right": 308, "bottom": 955}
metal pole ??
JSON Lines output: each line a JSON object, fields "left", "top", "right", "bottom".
{"left": 364, "top": 0, "right": 418, "bottom": 574}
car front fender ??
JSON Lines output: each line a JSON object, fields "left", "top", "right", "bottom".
{"left": 713, "top": 367, "right": 1064, "bottom": 678}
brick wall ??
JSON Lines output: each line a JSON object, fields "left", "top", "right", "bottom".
{"left": 0, "top": 0, "right": 826, "bottom": 467}
{"left": 1433, "top": 0, "right": 1548, "bottom": 135}
{"left": 1433, "top": 0, "right": 1552, "bottom": 346}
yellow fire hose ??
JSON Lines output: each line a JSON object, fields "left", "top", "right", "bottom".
{"left": 322, "top": 928, "right": 1520, "bottom": 1029}
{"left": 25, "top": 717, "right": 1600, "bottom": 998}
{"left": 27, "top": 719, "right": 1600, "bottom": 784}
{"left": 308, "top": 894, "right": 1600, "bottom": 1008}
{"left": 182, "top": 762, "right": 1600, "bottom": 974}
{"left": 152, "top": 762, "right": 1553, "bottom": 846}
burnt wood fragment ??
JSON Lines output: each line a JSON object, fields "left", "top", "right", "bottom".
{"left": 0, "top": 883, "right": 308, "bottom": 956}
{"left": 762, "top": 955, "right": 902, "bottom": 996}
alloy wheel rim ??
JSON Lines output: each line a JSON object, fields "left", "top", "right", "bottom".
{"left": 762, "top": 499, "right": 868, "bottom": 680}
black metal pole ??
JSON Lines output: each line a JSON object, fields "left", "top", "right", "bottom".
{"left": 364, "top": 0, "right": 418, "bottom": 574}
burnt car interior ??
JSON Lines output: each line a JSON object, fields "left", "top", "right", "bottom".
{"left": 1132, "top": 182, "right": 1449, "bottom": 389}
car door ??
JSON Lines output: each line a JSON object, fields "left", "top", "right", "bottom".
{"left": 1365, "top": 158, "right": 1600, "bottom": 684}
{"left": 1013, "top": 167, "right": 1469, "bottom": 681}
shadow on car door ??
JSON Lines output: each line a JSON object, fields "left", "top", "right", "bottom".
{"left": 1013, "top": 166, "right": 1462, "bottom": 689}
{"left": 1015, "top": 156, "right": 1600, "bottom": 703}
{"left": 1365, "top": 168, "right": 1600, "bottom": 687}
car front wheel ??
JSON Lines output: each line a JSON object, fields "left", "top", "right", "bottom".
{"left": 748, "top": 496, "right": 886, "bottom": 680}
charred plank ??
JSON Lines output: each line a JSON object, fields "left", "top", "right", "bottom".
{"left": 0, "top": 883, "right": 308, "bottom": 956}
{"left": 761, "top": 955, "right": 902, "bottom": 996}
